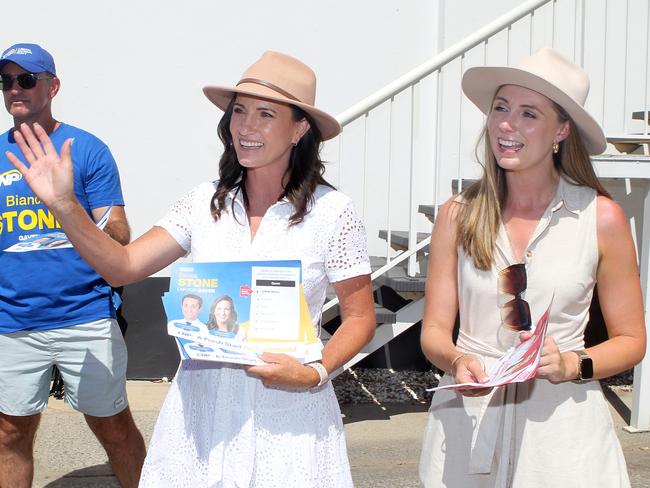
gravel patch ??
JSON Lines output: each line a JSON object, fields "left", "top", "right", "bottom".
{"left": 333, "top": 368, "right": 439, "bottom": 404}
{"left": 601, "top": 368, "right": 634, "bottom": 391}
{"left": 333, "top": 367, "right": 634, "bottom": 404}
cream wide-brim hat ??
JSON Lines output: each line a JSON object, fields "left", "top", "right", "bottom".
{"left": 461, "top": 47, "right": 607, "bottom": 155}
{"left": 203, "top": 51, "right": 341, "bottom": 141}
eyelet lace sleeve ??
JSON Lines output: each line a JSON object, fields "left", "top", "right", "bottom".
{"left": 325, "top": 200, "right": 371, "bottom": 282}
{"left": 155, "top": 185, "right": 203, "bottom": 252}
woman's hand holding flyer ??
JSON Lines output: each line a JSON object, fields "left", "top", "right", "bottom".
{"left": 429, "top": 298, "right": 553, "bottom": 391}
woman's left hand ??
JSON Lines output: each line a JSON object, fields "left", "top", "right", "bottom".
{"left": 246, "top": 352, "right": 320, "bottom": 388}
{"left": 520, "top": 332, "right": 577, "bottom": 383}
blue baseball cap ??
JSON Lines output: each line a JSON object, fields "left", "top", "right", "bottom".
{"left": 0, "top": 43, "right": 56, "bottom": 75}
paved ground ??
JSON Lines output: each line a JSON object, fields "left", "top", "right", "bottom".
{"left": 32, "top": 382, "right": 650, "bottom": 487}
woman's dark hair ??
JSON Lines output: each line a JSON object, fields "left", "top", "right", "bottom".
{"left": 210, "top": 96, "right": 335, "bottom": 225}
{"left": 206, "top": 295, "right": 238, "bottom": 333}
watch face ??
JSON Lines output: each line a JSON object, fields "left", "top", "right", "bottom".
{"left": 581, "top": 356, "right": 594, "bottom": 380}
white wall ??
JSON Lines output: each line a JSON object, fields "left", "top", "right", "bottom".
{"left": 3, "top": 1, "right": 648, "bottom": 261}
{"left": 0, "top": 0, "right": 440, "bottom": 259}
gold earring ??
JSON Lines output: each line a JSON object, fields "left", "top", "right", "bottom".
{"left": 552, "top": 142, "right": 559, "bottom": 154}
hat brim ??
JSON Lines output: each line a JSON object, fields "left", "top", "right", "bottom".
{"left": 461, "top": 66, "right": 606, "bottom": 155}
{"left": 203, "top": 83, "right": 341, "bottom": 141}
{"left": 0, "top": 59, "right": 55, "bottom": 76}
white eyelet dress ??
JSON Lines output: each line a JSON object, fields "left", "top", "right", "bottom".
{"left": 419, "top": 177, "right": 630, "bottom": 488}
{"left": 139, "top": 182, "right": 371, "bottom": 488}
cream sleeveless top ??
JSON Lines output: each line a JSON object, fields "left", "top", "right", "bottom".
{"left": 456, "top": 176, "right": 598, "bottom": 358}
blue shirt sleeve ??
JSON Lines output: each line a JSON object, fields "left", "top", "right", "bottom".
{"left": 75, "top": 140, "right": 125, "bottom": 210}
{"left": 60, "top": 124, "right": 125, "bottom": 212}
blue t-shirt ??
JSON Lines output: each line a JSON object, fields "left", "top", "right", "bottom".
{"left": 0, "top": 123, "right": 125, "bottom": 332}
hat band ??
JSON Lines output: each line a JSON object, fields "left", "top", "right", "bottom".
{"left": 237, "top": 78, "right": 301, "bottom": 103}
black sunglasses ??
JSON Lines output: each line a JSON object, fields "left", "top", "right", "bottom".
{"left": 0, "top": 72, "right": 54, "bottom": 91}
{"left": 498, "top": 263, "right": 532, "bottom": 331}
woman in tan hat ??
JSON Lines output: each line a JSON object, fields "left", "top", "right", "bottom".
{"left": 419, "top": 48, "right": 645, "bottom": 487}
{"left": 7, "top": 51, "right": 375, "bottom": 486}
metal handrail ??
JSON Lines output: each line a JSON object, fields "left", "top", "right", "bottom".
{"left": 329, "top": 0, "right": 553, "bottom": 291}
{"left": 336, "top": 0, "right": 553, "bottom": 126}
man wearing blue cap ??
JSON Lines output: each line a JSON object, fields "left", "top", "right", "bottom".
{"left": 0, "top": 43, "right": 145, "bottom": 487}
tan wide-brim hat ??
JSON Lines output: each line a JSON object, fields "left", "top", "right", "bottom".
{"left": 461, "top": 47, "right": 607, "bottom": 155}
{"left": 203, "top": 51, "right": 341, "bottom": 141}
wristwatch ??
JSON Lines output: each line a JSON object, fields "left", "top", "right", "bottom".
{"left": 574, "top": 350, "right": 594, "bottom": 382}
{"left": 306, "top": 361, "right": 329, "bottom": 388}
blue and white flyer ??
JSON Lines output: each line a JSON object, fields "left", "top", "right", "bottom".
{"left": 163, "top": 260, "right": 323, "bottom": 366}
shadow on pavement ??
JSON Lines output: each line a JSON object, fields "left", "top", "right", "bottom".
{"left": 603, "top": 386, "right": 632, "bottom": 425}
{"left": 43, "top": 463, "right": 119, "bottom": 488}
{"left": 341, "top": 402, "right": 429, "bottom": 424}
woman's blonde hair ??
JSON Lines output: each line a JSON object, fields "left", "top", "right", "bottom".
{"left": 456, "top": 102, "right": 610, "bottom": 271}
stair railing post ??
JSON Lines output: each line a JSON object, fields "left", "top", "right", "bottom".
{"left": 408, "top": 84, "right": 420, "bottom": 277}
{"left": 385, "top": 99, "right": 395, "bottom": 264}
{"left": 573, "top": 0, "right": 586, "bottom": 66}
{"left": 629, "top": 180, "right": 650, "bottom": 431}
{"left": 641, "top": 2, "right": 650, "bottom": 138}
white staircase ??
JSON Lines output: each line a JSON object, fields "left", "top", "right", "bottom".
{"left": 324, "top": 0, "right": 650, "bottom": 431}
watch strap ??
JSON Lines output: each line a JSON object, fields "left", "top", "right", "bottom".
{"left": 306, "top": 361, "right": 329, "bottom": 388}
{"left": 574, "top": 349, "right": 593, "bottom": 382}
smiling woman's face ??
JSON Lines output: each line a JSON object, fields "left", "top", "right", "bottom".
{"left": 229, "top": 94, "right": 308, "bottom": 174}
{"left": 487, "top": 84, "right": 569, "bottom": 174}
{"left": 213, "top": 300, "right": 233, "bottom": 328}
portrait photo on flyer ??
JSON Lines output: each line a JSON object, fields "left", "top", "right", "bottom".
{"left": 163, "top": 260, "right": 323, "bottom": 366}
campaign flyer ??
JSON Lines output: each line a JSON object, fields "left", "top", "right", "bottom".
{"left": 163, "top": 260, "right": 323, "bottom": 366}
{"left": 428, "top": 298, "right": 553, "bottom": 391}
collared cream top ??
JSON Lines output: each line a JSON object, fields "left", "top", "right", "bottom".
{"left": 420, "top": 177, "right": 630, "bottom": 488}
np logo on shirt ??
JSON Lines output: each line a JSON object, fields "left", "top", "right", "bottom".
{"left": 0, "top": 169, "right": 22, "bottom": 187}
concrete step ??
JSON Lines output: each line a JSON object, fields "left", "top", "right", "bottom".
{"left": 418, "top": 204, "right": 436, "bottom": 224}
{"left": 370, "top": 255, "right": 428, "bottom": 293}
{"left": 606, "top": 134, "right": 650, "bottom": 144}
{"left": 323, "top": 292, "right": 397, "bottom": 325}
{"left": 592, "top": 154, "right": 650, "bottom": 178}
{"left": 605, "top": 134, "right": 650, "bottom": 155}
{"left": 419, "top": 179, "right": 476, "bottom": 224}
{"left": 632, "top": 111, "right": 649, "bottom": 125}
{"left": 376, "top": 266, "right": 427, "bottom": 293}
{"left": 377, "top": 230, "right": 429, "bottom": 251}
{"left": 375, "top": 305, "right": 398, "bottom": 324}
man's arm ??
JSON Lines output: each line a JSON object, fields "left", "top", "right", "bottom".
{"left": 91, "top": 205, "right": 131, "bottom": 245}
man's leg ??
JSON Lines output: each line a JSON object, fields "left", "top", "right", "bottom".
{"left": 0, "top": 413, "right": 41, "bottom": 488}
{"left": 0, "top": 329, "right": 53, "bottom": 488}
{"left": 85, "top": 407, "right": 145, "bottom": 488}
{"left": 55, "top": 319, "right": 145, "bottom": 487}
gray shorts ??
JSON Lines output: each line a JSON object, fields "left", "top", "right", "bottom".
{"left": 0, "top": 318, "right": 128, "bottom": 417}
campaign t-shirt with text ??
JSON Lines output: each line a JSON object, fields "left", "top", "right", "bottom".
{"left": 0, "top": 123, "right": 125, "bottom": 332}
